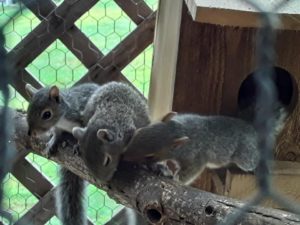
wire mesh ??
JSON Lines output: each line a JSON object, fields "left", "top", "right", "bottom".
{"left": 0, "top": 0, "right": 300, "bottom": 225}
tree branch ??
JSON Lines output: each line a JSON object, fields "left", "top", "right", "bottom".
{"left": 11, "top": 109, "right": 300, "bottom": 225}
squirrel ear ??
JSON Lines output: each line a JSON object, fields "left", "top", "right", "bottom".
{"left": 97, "top": 129, "right": 114, "bottom": 142}
{"left": 161, "top": 111, "right": 177, "bottom": 123}
{"left": 49, "top": 86, "right": 60, "bottom": 103}
{"left": 72, "top": 127, "right": 87, "bottom": 140}
{"left": 25, "top": 84, "right": 38, "bottom": 98}
{"left": 171, "top": 136, "right": 189, "bottom": 149}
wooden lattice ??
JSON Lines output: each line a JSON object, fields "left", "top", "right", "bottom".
{"left": 6, "top": 0, "right": 156, "bottom": 224}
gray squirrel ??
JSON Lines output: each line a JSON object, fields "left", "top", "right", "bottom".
{"left": 72, "top": 81, "right": 151, "bottom": 182}
{"left": 123, "top": 109, "right": 287, "bottom": 185}
{"left": 25, "top": 83, "right": 99, "bottom": 225}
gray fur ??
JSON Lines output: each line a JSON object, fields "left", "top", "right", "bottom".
{"left": 26, "top": 83, "right": 99, "bottom": 225}
{"left": 124, "top": 111, "right": 286, "bottom": 185}
{"left": 27, "top": 83, "right": 99, "bottom": 136}
{"left": 73, "top": 81, "right": 150, "bottom": 182}
{"left": 56, "top": 167, "right": 87, "bottom": 225}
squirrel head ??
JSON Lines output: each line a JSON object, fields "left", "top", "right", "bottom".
{"left": 72, "top": 125, "right": 133, "bottom": 182}
{"left": 123, "top": 111, "right": 189, "bottom": 162}
{"left": 26, "top": 84, "right": 64, "bottom": 136}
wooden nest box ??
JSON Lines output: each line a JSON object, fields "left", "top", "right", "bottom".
{"left": 149, "top": 0, "right": 300, "bottom": 209}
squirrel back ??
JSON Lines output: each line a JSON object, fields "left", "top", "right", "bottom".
{"left": 123, "top": 109, "right": 286, "bottom": 185}
{"left": 73, "top": 81, "right": 150, "bottom": 182}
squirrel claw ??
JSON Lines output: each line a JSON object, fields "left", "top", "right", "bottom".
{"left": 43, "top": 138, "right": 59, "bottom": 158}
{"left": 72, "top": 144, "right": 81, "bottom": 156}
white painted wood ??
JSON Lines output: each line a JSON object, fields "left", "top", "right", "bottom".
{"left": 148, "top": 0, "right": 183, "bottom": 121}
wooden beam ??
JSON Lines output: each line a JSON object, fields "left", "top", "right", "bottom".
{"left": 184, "top": 0, "right": 300, "bottom": 29}
{"left": 115, "top": 0, "right": 153, "bottom": 24}
{"left": 147, "top": 0, "right": 182, "bottom": 120}
{"left": 76, "top": 11, "right": 156, "bottom": 85}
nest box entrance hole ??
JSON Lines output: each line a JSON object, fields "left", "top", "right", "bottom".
{"left": 238, "top": 67, "right": 297, "bottom": 113}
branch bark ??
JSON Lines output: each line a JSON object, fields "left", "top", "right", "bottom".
{"left": 11, "top": 109, "right": 300, "bottom": 225}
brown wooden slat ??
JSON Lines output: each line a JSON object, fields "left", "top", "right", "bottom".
{"left": 14, "top": 188, "right": 56, "bottom": 225}
{"left": 11, "top": 69, "right": 43, "bottom": 102}
{"left": 12, "top": 156, "right": 94, "bottom": 225}
{"left": 115, "top": 0, "right": 152, "bottom": 24}
{"left": 23, "top": 0, "right": 103, "bottom": 68}
{"left": 11, "top": 158, "right": 53, "bottom": 199}
{"left": 8, "top": 0, "right": 99, "bottom": 68}
{"left": 77, "top": 11, "right": 156, "bottom": 84}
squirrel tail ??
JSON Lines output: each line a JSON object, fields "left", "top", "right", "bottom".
{"left": 271, "top": 105, "right": 287, "bottom": 138}
{"left": 237, "top": 102, "right": 287, "bottom": 137}
{"left": 56, "top": 167, "right": 87, "bottom": 225}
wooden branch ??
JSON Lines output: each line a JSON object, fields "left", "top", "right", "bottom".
{"left": 11, "top": 109, "right": 300, "bottom": 225}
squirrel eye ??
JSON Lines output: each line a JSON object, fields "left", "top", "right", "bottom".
{"left": 41, "top": 110, "right": 52, "bottom": 120}
{"left": 103, "top": 153, "right": 112, "bottom": 167}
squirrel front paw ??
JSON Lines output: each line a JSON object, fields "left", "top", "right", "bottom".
{"left": 72, "top": 144, "right": 81, "bottom": 156}
{"left": 151, "top": 159, "right": 180, "bottom": 181}
{"left": 43, "top": 136, "right": 59, "bottom": 158}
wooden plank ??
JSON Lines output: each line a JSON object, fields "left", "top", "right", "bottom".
{"left": 15, "top": 188, "right": 56, "bottom": 225}
{"left": 225, "top": 161, "right": 300, "bottom": 209}
{"left": 76, "top": 11, "right": 156, "bottom": 85}
{"left": 11, "top": 69, "right": 43, "bottom": 102}
{"left": 115, "top": 0, "right": 153, "bottom": 24}
{"left": 23, "top": 0, "right": 103, "bottom": 68}
{"left": 11, "top": 158, "right": 53, "bottom": 199}
{"left": 11, "top": 157, "right": 94, "bottom": 225}
{"left": 184, "top": 0, "right": 300, "bottom": 29}
{"left": 8, "top": 0, "right": 99, "bottom": 68}
{"left": 147, "top": 0, "right": 182, "bottom": 120}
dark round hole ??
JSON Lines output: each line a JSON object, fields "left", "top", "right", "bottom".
{"left": 146, "top": 209, "right": 162, "bottom": 223}
{"left": 238, "top": 67, "right": 296, "bottom": 111}
{"left": 205, "top": 205, "right": 215, "bottom": 216}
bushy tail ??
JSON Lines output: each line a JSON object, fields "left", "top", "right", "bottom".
{"left": 56, "top": 167, "right": 86, "bottom": 225}
{"left": 237, "top": 102, "right": 287, "bottom": 137}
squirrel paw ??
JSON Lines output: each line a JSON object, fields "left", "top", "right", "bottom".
{"left": 72, "top": 144, "right": 81, "bottom": 156}
{"left": 43, "top": 136, "right": 59, "bottom": 158}
{"left": 152, "top": 159, "right": 180, "bottom": 181}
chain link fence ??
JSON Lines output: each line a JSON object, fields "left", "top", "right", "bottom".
{"left": 1, "top": 0, "right": 300, "bottom": 225}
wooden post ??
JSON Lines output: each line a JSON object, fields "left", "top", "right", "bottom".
{"left": 148, "top": 0, "right": 183, "bottom": 120}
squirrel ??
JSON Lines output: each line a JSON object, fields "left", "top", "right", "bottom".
{"left": 123, "top": 109, "right": 287, "bottom": 185}
{"left": 72, "top": 81, "right": 151, "bottom": 182}
{"left": 25, "top": 83, "right": 99, "bottom": 225}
